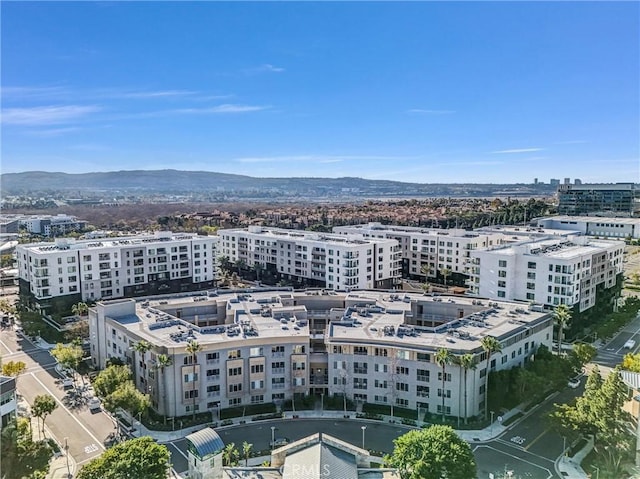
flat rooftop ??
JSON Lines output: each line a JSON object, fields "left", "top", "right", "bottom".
{"left": 99, "top": 289, "right": 550, "bottom": 353}
{"left": 540, "top": 215, "right": 640, "bottom": 225}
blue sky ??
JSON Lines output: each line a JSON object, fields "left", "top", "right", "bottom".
{"left": 2, "top": 1, "right": 638, "bottom": 183}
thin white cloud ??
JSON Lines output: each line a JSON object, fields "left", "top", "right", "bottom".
{"left": 492, "top": 148, "right": 544, "bottom": 154}
{"left": 120, "top": 90, "right": 198, "bottom": 99}
{"left": 23, "top": 127, "right": 82, "bottom": 137}
{"left": 243, "top": 64, "right": 285, "bottom": 75}
{"left": 173, "top": 104, "right": 269, "bottom": 114}
{"left": 2, "top": 105, "right": 101, "bottom": 125}
{"left": 407, "top": 109, "right": 456, "bottom": 115}
{"left": 1, "top": 86, "right": 69, "bottom": 99}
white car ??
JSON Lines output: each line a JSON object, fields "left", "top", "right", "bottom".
{"left": 88, "top": 397, "right": 101, "bottom": 411}
{"left": 624, "top": 339, "right": 636, "bottom": 350}
{"left": 62, "top": 377, "right": 74, "bottom": 389}
{"left": 568, "top": 377, "right": 581, "bottom": 389}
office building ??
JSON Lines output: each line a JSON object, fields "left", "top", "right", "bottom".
{"left": 89, "top": 290, "right": 553, "bottom": 420}
{"left": 16, "top": 232, "right": 218, "bottom": 314}
{"left": 534, "top": 215, "right": 640, "bottom": 239}
{"left": 218, "top": 226, "right": 402, "bottom": 290}
{"left": 467, "top": 236, "right": 624, "bottom": 312}
{"left": 557, "top": 183, "right": 639, "bottom": 217}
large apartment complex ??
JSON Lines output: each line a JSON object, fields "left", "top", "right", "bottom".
{"left": 218, "top": 226, "right": 402, "bottom": 290}
{"left": 16, "top": 232, "right": 218, "bottom": 314}
{"left": 0, "top": 214, "right": 87, "bottom": 236}
{"left": 534, "top": 215, "right": 640, "bottom": 239}
{"left": 467, "top": 235, "right": 624, "bottom": 312}
{"left": 557, "top": 182, "right": 640, "bottom": 217}
{"left": 334, "top": 223, "right": 519, "bottom": 285}
{"left": 89, "top": 290, "right": 553, "bottom": 420}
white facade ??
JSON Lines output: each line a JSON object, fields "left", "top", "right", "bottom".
{"left": 534, "top": 215, "right": 640, "bottom": 239}
{"left": 468, "top": 236, "right": 624, "bottom": 312}
{"left": 16, "top": 232, "right": 218, "bottom": 307}
{"left": 0, "top": 214, "right": 87, "bottom": 237}
{"left": 89, "top": 290, "right": 553, "bottom": 421}
{"left": 219, "top": 226, "right": 402, "bottom": 290}
{"left": 333, "top": 223, "right": 509, "bottom": 280}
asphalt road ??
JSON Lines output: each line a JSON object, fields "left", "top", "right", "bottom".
{"left": 1, "top": 327, "right": 116, "bottom": 471}
{"left": 594, "top": 313, "right": 640, "bottom": 369}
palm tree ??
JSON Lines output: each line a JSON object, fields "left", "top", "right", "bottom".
{"left": 71, "top": 302, "right": 89, "bottom": 317}
{"left": 481, "top": 336, "right": 502, "bottom": 420}
{"left": 133, "top": 340, "right": 152, "bottom": 389}
{"left": 242, "top": 441, "right": 253, "bottom": 466}
{"left": 186, "top": 340, "right": 202, "bottom": 420}
{"left": 440, "top": 267, "right": 452, "bottom": 286}
{"left": 435, "top": 348, "right": 453, "bottom": 422}
{"left": 457, "top": 354, "right": 476, "bottom": 425}
{"left": 223, "top": 442, "right": 239, "bottom": 466}
{"left": 420, "top": 264, "right": 432, "bottom": 280}
{"left": 553, "top": 304, "right": 572, "bottom": 355}
{"left": 155, "top": 354, "right": 173, "bottom": 417}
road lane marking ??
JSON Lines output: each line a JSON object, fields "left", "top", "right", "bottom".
{"left": 29, "top": 372, "right": 106, "bottom": 451}
{"left": 524, "top": 429, "right": 548, "bottom": 451}
{"left": 473, "top": 445, "right": 553, "bottom": 479}
{"left": 0, "top": 339, "right": 13, "bottom": 354}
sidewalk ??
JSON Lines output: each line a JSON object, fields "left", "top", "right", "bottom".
{"left": 16, "top": 395, "right": 76, "bottom": 479}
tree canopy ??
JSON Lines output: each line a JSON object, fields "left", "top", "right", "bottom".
{"left": 77, "top": 436, "right": 170, "bottom": 479}
{"left": 93, "top": 364, "right": 132, "bottom": 398}
{"left": 32, "top": 394, "right": 58, "bottom": 437}
{"left": 1, "top": 360, "right": 26, "bottom": 379}
{"left": 50, "top": 343, "right": 84, "bottom": 375}
{"left": 384, "top": 426, "right": 476, "bottom": 479}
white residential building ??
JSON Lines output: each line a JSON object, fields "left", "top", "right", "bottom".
{"left": 467, "top": 236, "right": 624, "bottom": 312}
{"left": 333, "top": 223, "right": 509, "bottom": 284}
{"left": 89, "top": 290, "right": 553, "bottom": 421}
{"left": 16, "top": 232, "right": 218, "bottom": 313}
{"left": 218, "top": 226, "right": 402, "bottom": 290}
{"left": 0, "top": 214, "right": 87, "bottom": 237}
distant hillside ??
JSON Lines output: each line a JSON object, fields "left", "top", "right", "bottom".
{"left": 0, "top": 169, "right": 554, "bottom": 198}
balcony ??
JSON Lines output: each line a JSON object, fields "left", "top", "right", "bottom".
{"left": 207, "top": 391, "right": 220, "bottom": 398}
{"left": 206, "top": 375, "right": 220, "bottom": 382}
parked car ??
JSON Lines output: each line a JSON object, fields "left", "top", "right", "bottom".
{"left": 624, "top": 339, "right": 636, "bottom": 350}
{"left": 62, "top": 377, "right": 74, "bottom": 389}
{"left": 88, "top": 397, "right": 101, "bottom": 411}
{"left": 568, "top": 377, "right": 581, "bottom": 389}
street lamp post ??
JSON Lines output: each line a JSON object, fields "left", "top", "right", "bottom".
{"left": 490, "top": 410, "right": 495, "bottom": 435}
{"left": 271, "top": 426, "right": 276, "bottom": 449}
{"left": 634, "top": 395, "right": 640, "bottom": 466}
{"left": 361, "top": 425, "right": 366, "bottom": 450}
{"left": 562, "top": 436, "right": 566, "bottom": 462}
{"left": 321, "top": 393, "right": 324, "bottom": 414}
{"left": 64, "top": 437, "right": 70, "bottom": 478}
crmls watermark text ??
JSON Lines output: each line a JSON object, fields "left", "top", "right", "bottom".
{"left": 289, "top": 464, "right": 332, "bottom": 476}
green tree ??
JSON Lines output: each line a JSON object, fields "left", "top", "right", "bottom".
{"left": 457, "top": 354, "right": 475, "bottom": 424}
{"left": 621, "top": 352, "right": 640, "bottom": 372}
{"left": 93, "top": 365, "right": 132, "bottom": 398}
{"left": 439, "top": 267, "right": 452, "bottom": 286}
{"left": 242, "top": 441, "right": 253, "bottom": 466}
{"left": 155, "top": 354, "right": 173, "bottom": 416}
{"left": 222, "top": 442, "right": 240, "bottom": 466}
{"left": 104, "top": 381, "right": 150, "bottom": 418}
{"left": 31, "top": 394, "right": 57, "bottom": 439}
{"left": 568, "top": 342, "right": 597, "bottom": 374}
{"left": 480, "top": 336, "right": 502, "bottom": 420}
{"left": 2, "top": 360, "right": 26, "bottom": 385}
{"left": 77, "top": 436, "right": 170, "bottom": 479}
{"left": 435, "top": 348, "right": 453, "bottom": 422}
{"left": 71, "top": 302, "right": 89, "bottom": 317}
{"left": 553, "top": 304, "right": 572, "bottom": 355}
{"left": 50, "top": 342, "right": 84, "bottom": 384}
{"left": 384, "top": 426, "right": 476, "bottom": 479}
{"left": 185, "top": 340, "right": 202, "bottom": 420}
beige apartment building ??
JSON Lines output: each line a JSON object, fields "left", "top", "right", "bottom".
{"left": 89, "top": 290, "right": 553, "bottom": 420}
